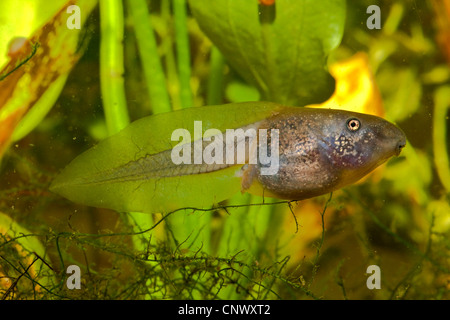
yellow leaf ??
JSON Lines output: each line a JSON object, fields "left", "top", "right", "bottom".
{"left": 0, "top": 0, "right": 98, "bottom": 158}
{"left": 310, "top": 52, "right": 385, "bottom": 117}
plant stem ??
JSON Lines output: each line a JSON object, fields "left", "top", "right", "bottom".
{"left": 207, "top": 46, "right": 225, "bottom": 105}
{"left": 173, "top": 0, "right": 193, "bottom": 109}
{"left": 161, "top": 0, "right": 180, "bottom": 110}
{"left": 433, "top": 86, "right": 450, "bottom": 193}
{"left": 127, "top": 0, "right": 172, "bottom": 114}
{"left": 101, "top": 0, "right": 156, "bottom": 256}
{"left": 99, "top": 0, "right": 130, "bottom": 135}
{"left": 259, "top": 4, "right": 278, "bottom": 102}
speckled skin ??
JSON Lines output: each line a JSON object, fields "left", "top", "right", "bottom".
{"left": 244, "top": 108, "right": 406, "bottom": 200}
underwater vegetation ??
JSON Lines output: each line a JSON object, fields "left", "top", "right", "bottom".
{"left": 0, "top": 0, "right": 449, "bottom": 300}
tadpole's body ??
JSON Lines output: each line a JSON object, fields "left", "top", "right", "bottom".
{"left": 50, "top": 102, "right": 406, "bottom": 214}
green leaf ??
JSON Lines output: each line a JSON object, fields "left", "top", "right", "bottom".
{"left": 189, "top": 0, "right": 346, "bottom": 105}
{"left": 50, "top": 102, "right": 285, "bottom": 214}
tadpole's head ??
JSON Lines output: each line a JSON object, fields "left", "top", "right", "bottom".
{"left": 317, "top": 110, "right": 406, "bottom": 187}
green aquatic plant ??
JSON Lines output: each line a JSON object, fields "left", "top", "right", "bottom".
{"left": 189, "top": 0, "right": 345, "bottom": 105}
{"left": 0, "top": 0, "right": 449, "bottom": 300}
{"left": 0, "top": 212, "right": 53, "bottom": 299}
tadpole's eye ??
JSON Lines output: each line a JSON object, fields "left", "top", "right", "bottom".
{"left": 346, "top": 118, "right": 361, "bottom": 132}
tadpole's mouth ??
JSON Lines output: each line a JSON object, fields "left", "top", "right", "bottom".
{"left": 395, "top": 138, "right": 406, "bottom": 156}
{"left": 384, "top": 122, "right": 406, "bottom": 157}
